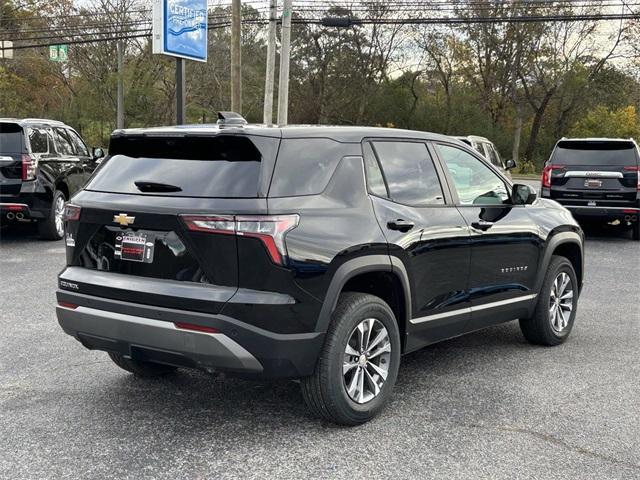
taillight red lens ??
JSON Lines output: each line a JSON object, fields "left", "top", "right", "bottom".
{"left": 21, "top": 154, "right": 36, "bottom": 181}
{"left": 181, "top": 214, "right": 299, "bottom": 265}
{"left": 181, "top": 215, "right": 235, "bottom": 234}
{"left": 623, "top": 166, "right": 640, "bottom": 190}
{"left": 63, "top": 204, "right": 81, "bottom": 221}
{"left": 235, "top": 215, "right": 299, "bottom": 265}
{"left": 542, "top": 165, "right": 565, "bottom": 188}
{"left": 174, "top": 322, "right": 219, "bottom": 334}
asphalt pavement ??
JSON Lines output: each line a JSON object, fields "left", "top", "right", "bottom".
{"left": 1, "top": 210, "right": 639, "bottom": 479}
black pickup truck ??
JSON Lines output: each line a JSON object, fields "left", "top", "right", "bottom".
{"left": 0, "top": 118, "right": 104, "bottom": 239}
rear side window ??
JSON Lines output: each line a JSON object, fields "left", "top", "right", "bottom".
{"left": 269, "top": 138, "right": 351, "bottom": 197}
{"left": 86, "top": 135, "right": 274, "bottom": 198}
{"left": 0, "top": 123, "right": 24, "bottom": 153}
{"left": 28, "top": 128, "right": 49, "bottom": 154}
{"left": 372, "top": 141, "right": 444, "bottom": 206}
{"left": 552, "top": 141, "right": 639, "bottom": 166}
{"left": 362, "top": 142, "right": 388, "bottom": 197}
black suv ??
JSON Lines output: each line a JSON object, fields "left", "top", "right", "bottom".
{"left": 541, "top": 138, "right": 640, "bottom": 240}
{"left": 0, "top": 118, "right": 104, "bottom": 239}
{"left": 56, "top": 115, "right": 584, "bottom": 425}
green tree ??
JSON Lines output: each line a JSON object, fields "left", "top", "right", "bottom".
{"left": 569, "top": 105, "right": 640, "bottom": 139}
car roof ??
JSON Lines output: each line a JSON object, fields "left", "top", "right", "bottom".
{"left": 558, "top": 137, "right": 636, "bottom": 143}
{"left": 111, "top": 123, "right": 459, "bottom": 144}
{"left": 0, "top": 118, "right": 68, "bottom": 127}
{"left": 454, "top": 135, "right": 492, "bottom": 143}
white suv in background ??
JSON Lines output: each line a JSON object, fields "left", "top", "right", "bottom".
{"left": 455, "top": 135, "right": 514, "bottom": 179}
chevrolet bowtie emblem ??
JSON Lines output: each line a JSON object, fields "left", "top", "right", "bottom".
{"left": 113, "top": 213, "right": 135, "bottom": 226}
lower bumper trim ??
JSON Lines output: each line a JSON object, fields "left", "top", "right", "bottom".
{"left": 57, "top": 305, "right": 264, "bottom": 373}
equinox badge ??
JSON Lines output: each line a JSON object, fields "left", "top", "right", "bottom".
{"left": 113, "top": 213, "right": 135, "bottom": 226}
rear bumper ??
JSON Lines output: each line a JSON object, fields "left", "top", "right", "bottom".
{"left": 56, "top": 291, "right": 324, "bottom": 379}
{"left": 0, "top": 193, "right": 47, "bottom": 219}
{"left": 563, "top": 205, "right": 639, "bottom": 221}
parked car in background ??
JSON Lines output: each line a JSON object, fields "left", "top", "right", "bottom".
{"left": 0, "top": 118, "right": 104, "bottom": 239}
{"left": 455, "top": 135, "right": 515, "bottom": 179}
{"left": 56, "top": 114, "right": 584, "bottom": 425}
{"left": 541, "top": 138, "right": 640, "bottom": 240}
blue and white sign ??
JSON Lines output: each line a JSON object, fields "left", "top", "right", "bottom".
{"left": 152, "top": 0, "right": 208, "bottom": 62}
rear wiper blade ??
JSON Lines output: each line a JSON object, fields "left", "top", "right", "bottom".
{"left": 134, "top": 181, "right": 182, "bottom": 193}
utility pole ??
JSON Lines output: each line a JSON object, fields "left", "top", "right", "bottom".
{"left": 276, "top": 0, "right": 292, "bottom": 125}
{"left": 176, "top": 58, "right": 185, "bottom": 125}
{"left": 231, "top": 0, "right": 242, "bottom": 113}
{"left": 263, "top": 0, "right": 277, "bottom": 125}
{"left": 116, "top": 40, "right": 124, "bottom": 129}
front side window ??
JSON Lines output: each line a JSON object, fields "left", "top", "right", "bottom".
{"left": 372, "top": 141, "right": 444, "bottom": 206}
{"left": 54, "top": 128, "right": 74, "bottom": 156}
{"left": 484, "top": 144, "right": 503, "bottom": 169}
{"left": 436, "top": 144, "right": 509, "bottom": 205}
{"left": 66, "top": 129, "right": 90, "bottom": 157}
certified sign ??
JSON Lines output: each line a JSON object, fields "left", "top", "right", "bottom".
{"left": 152, "top": 0, "right": 208, "bottom": 62}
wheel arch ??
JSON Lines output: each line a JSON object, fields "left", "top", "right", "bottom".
{"left": 315, "top": 255, "right": 412, "bottom": 350}
{"left": 54, "top": 180, "right": 70, "bottom": 201}
{"left": 535, "top": 231, "right": 584, "bottom": 295}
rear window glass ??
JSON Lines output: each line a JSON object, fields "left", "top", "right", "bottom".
{"left": 269, "top": 138, "right": 351, "bottom": 197}
{"left": 552, "top": 141, "right": 638, "bottom": 166}
{"left": 86, "top": 135, "right": 270, "bottom": 198}
{"left": 0, "top": 123, "right": 24, "bottom": 153}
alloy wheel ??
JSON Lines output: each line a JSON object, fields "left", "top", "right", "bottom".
{"left": 343, "top": 318, "right": 391, "bottom": 404}
{"left": 549, "top": 271, "right": 573, "bottom": 333}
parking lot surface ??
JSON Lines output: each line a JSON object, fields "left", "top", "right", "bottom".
{"left": 1, "top": 219, "right": 639, "bottom": 479}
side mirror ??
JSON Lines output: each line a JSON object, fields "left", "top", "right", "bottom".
{"left": 504, "top": 158, "right": 516, "bottom": 170}
{"left": 512, "top": 183, "right": 537, "bottom": 205}
{"left": 92, "top": 147, "right": 105, "bottom": 161}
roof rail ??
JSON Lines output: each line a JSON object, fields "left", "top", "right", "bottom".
{"left": 217, "top": 111, "right": 247, "bottom": 127}
{"left": 21, "top": 118, "right": 66, "bottom": 126}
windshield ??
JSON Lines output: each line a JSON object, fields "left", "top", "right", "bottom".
{"left": 552, "top": 140, "right": 638, "bottom": 166}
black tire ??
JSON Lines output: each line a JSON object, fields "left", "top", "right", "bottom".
{"left": 108, "top": 352, "right": 177, "bottom": 377}
{"left": 519, "top": 256, "right": 578, "bottom": 346}
{"left": 632, "top": 221, "right": 639, "bottom": 241}
{"left": 38, "top": 190, "right": 66, "bottom": 240}
{"left": 301, "top": 292, "right": 401, "bottom": 426}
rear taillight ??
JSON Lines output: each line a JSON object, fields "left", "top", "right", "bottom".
{"left": 542, "top": 164, "right": 565, "bottom": 188}
{"left": 181, "top": 214, "right": 299, "bottom": 266}
{"left": 623, "top": 166, "right": 640, "bottom": 190}
{"left": 21, "top": 154, "right": 37, "bottom": 181}
{"left": 62, "top": 204, "right": 81, "bottom": 221}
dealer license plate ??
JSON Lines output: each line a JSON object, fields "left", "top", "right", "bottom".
{"left": 115, "top": 232, "right": 155, "bottom": 263}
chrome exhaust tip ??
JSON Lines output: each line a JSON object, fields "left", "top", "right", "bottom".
{"left": 632, "top": 215, "right": 638, "bottom": 222}
{"left": 6, "top": 212, "right": 15, "bottom": 220}
{"left": 15, "top": 212, "right": 24, "bottom": 220}
{"left": 624, "top": 215, "right": 631, "bottom": 222}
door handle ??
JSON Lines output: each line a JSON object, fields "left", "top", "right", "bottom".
{"left": 387, "top": 219, "right": 415, "bottom": 232}
{"left": 471, "top": 220, "right": 494, "bottom": 231}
